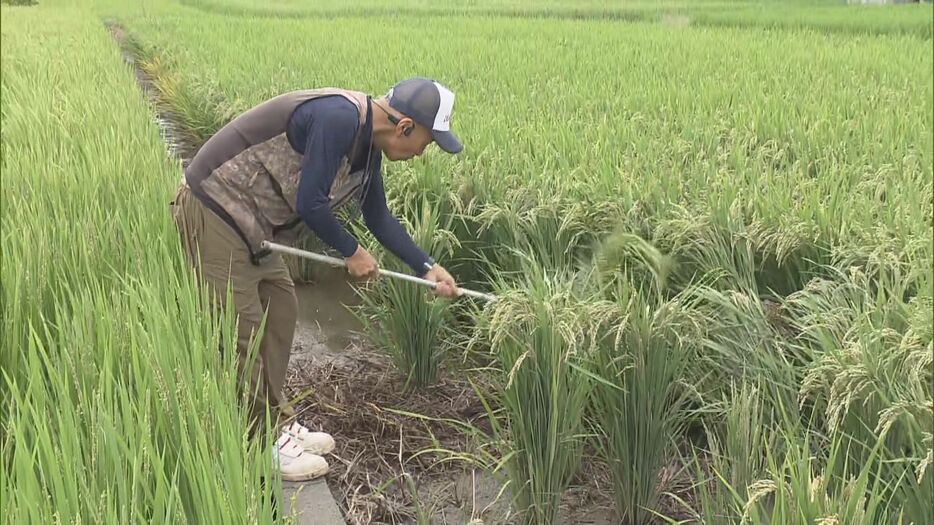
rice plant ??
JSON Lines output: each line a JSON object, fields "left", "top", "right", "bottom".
{"left": 695, "top": 400, "right": 900, "bottom": 525}
{"left": 117, "top": 4, "right": 932, "bottom": 328}
{"left": 687, "top": 381, "right": 778, "bottom": 524}
{"left": 28, "top": 2, "right": 932, "bottom": 523}
{"left": 1, "top": 7, "right": 277, "bottom": 522}
{"left": 687, "top": 251, "right": 933, "bottom": 524}
{"left": 786, "top": 259, "right": 933, "bottom": 524}
{"left": 472, "top": 260, "right": 615, "bottom": 525}
{"left": 585, "top": 265, "right": 700, "bottom": 523}
{"left": 353, "top": 198, "right": 460, "bottom": 390}
{"left": 120, "top": 28, "right": 236, "bottom": 148}
{"left": 178, "top": 0, "right": 934, "bottom": 38}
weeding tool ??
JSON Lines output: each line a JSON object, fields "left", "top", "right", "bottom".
{"left": 260, "top": 241, "right": 497, "bottom": 303}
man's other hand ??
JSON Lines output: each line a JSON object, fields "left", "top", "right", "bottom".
{"left": 346, "top": 246, "right": 379, "bottom": 279}
{"left": 423, "top": 264, "right": 459, "bottom": 298}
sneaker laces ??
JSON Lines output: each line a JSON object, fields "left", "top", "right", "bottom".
{"left": 284, "top": 421, "right": 311, "bottom": 437}
{"left": 275, "top": 432, "right": 303, "bottom": 458}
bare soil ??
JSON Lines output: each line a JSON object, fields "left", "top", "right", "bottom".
{"left": 283, "top": 266, "right": 622, "bottom": 524}
{"left": 283, "top": 314, "right": 620, "bottom": 524}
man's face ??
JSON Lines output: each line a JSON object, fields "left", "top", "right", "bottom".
{"left": 383, "top": 119, "right": 434, "bottom": 161}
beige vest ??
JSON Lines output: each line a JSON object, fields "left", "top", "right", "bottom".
{"left": 184, "top": 89, "right": 371, "bottom": 263}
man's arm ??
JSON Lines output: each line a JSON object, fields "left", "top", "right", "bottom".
{"left": 293, "top": 100, "right": 361, "bottom": 258}
{"left": 360, "top": 163, "right": 435, "bottom": 277}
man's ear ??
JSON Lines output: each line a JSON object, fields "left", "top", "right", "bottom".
{"left": 398, "top": 117, "right": 415, "bottom": 137}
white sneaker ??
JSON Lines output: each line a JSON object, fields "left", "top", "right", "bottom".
{"left": 273, "top": 432, "right": 328, "bottom": 482}
{"left": 282, "top": 421, "right": 335, "bottom": 455}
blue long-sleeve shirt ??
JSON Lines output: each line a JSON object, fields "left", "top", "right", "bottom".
{"left": 285, "top": 96, "right": 434, "bottom": 276}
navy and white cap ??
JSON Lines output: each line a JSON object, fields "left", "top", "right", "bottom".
{"left": 386, "top": 77, "right": 462, "bottom": 154}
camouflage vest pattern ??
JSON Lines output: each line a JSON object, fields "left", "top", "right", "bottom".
{"left": 184, "top": 89, "right": 372, "bottom": 262}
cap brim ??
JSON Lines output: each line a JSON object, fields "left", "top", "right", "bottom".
{"left": 432, "top": 129, "right": 462, "bottom": 154}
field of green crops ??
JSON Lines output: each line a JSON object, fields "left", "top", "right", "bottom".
{"left": 0, "top": 4, "right": 281, "bottom": 523}
{"left": 3, "top": 0, "right": 932, "bottom": 523}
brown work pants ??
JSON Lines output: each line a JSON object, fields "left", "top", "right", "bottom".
{"left": 170, "top": 183, "right": 296, "bottom": 438}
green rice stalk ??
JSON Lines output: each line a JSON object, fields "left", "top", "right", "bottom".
{"left": 353, "top": 198, "right": 459, "bottom": 390}
{"left": 472, "top": 260, "right": 615, "bottom": 524}
{"left": 588, "top": 276, "right": 700, "bottom": 524}
{"left": 1, "top": 8, "right": 277, "bottom": 522}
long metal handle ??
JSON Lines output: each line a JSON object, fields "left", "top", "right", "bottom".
{"left": 261, "top": 241, "right": 497, "bottom": 302}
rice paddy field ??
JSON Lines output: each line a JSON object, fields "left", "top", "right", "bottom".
{"left": 2, "top": 0, "right": 932, "bottom": 524}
